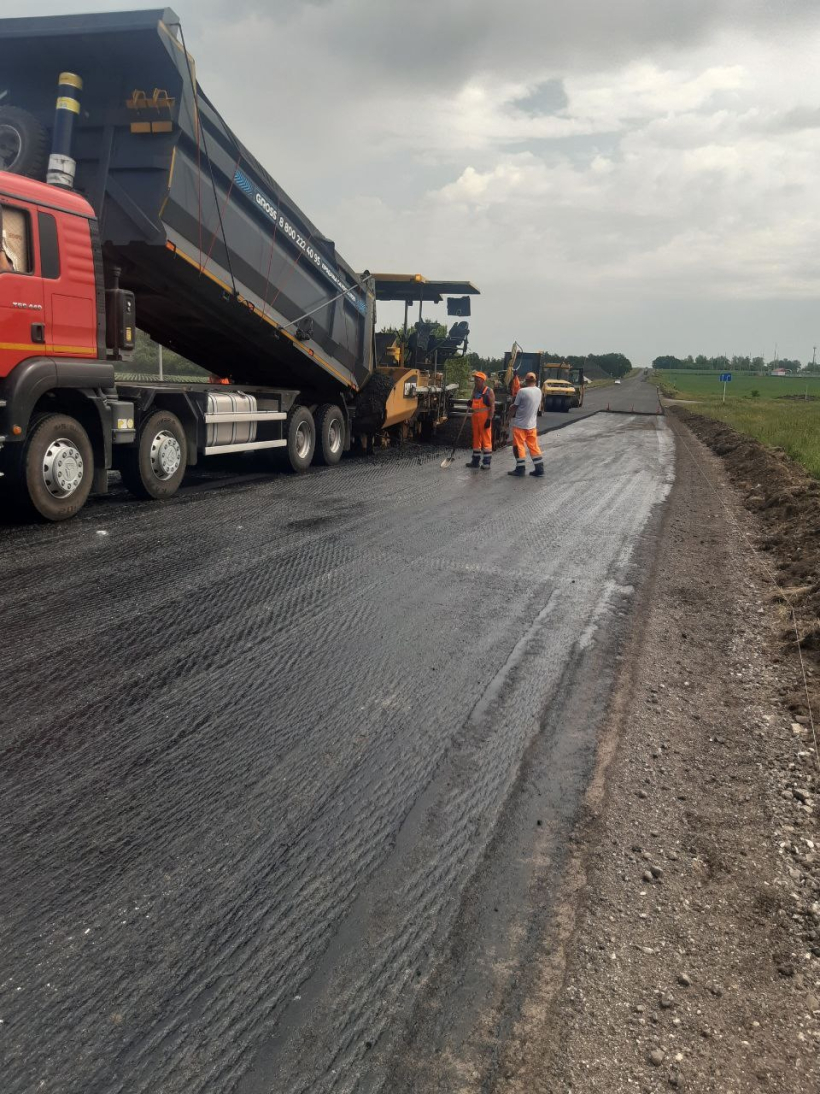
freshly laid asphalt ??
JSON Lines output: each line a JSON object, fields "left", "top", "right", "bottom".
{"left": 536, "top": 368, "right": 662, "bottom": 431}
{"left": 0, "top": 373, "right": 673, "bottom": 1093}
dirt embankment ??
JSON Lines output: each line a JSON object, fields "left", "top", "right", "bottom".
{"left": 499, "top": 415, "right": 819, "bottom": 1093}
{"left": 672, "top": 406, "right": 820, "bottom": 718}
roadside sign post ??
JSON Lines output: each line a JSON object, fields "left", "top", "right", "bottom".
{"left": 719, "top": 372, "right": 732, "bottom": 402}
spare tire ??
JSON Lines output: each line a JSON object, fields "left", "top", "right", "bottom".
{"left": 0, "top": 107, "right": 49, "bottom": 180}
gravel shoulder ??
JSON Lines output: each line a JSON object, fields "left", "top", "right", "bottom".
{"left": 497, "top": 414, "right": 819, "bottom": 1093}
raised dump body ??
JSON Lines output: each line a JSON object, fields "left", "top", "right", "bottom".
{"left": 0, "top": 7, "right": 373, "bottom": 397}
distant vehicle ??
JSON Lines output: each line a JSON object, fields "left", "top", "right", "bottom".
{"left": 614, "top": 379, "right": 622, "bottom": 385}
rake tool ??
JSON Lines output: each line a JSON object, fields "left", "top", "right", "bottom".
{"left": 440, "top": 412, "right": 470, "bottom": 468}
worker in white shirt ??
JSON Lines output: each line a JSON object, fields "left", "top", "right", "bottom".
{"left": 507, "top": 372, "right": 544, "bottom": 478}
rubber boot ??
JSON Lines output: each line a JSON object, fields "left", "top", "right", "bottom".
{"left": 480, "top": 455, "right": 492, "bottom": 471}
{"left": 507, "top": 465, "right": 526, "bottom": 477}
{"left": 466, "top": 453, "right": 481, "bottom": 469}
{"left": 529, "top": 462, "right": 545, "bottom": 478}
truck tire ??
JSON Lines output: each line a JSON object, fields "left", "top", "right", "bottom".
{"left": 15, "top": 413, "right": 94, "bottom": 521}
{"left": 285, "top": 406, "right": 315, "bottom": 472}
{"left": 120, "top": 410, "right": 187, "bottom": 500}
{"left": 314, "top": 403, "right": 345, "bottom": 466}
{"left": 0, "top": 106, "right": 50, "bottom": 180}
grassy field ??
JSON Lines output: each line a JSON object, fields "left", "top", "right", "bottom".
{"left": 650, "top": 370, "right": 820, "bottom": 478}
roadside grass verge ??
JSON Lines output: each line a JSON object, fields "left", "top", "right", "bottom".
{"left": 649, "top": 371, "right": 820, "bottom": 478}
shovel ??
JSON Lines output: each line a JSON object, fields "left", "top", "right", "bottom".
{"left": 440, "top": 412, "right": 470, "bottom": 468}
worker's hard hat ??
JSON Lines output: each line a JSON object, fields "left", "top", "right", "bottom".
{"left": 473, "top": 371, "right": 487, "bottom": 381}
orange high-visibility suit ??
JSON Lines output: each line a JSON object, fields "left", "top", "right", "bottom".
{"left": 512, "top": 427, "right": 542, "bottom": 464}
{"left": 471, "top": 385, "right": 494, "bottom": 467}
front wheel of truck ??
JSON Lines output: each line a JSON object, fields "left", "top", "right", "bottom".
{"left": 120, "top": 410, "right": 187, "bottom": 500}
{"left": 16, "top": 413, "right": 94, "bottom": 521}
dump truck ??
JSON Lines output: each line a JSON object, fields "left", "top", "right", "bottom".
{"left": 0, "top": 9, "right": 477, "bottom": 520}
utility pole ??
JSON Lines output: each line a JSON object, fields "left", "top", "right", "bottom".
{"left": 807, "top": 346, "right": 815, "bottom": 401}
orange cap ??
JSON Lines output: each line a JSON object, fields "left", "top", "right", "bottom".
{"left": 473, "top": 371, "right": 487, "bottom": 381}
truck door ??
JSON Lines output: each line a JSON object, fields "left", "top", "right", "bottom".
{"left": 0, "top": 199, "right": 44, "bottom": 378}
{"left": 38, "top": 210, "right": 97, "bottom": 359}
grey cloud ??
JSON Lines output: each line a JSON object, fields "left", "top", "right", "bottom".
{"left": 225, "top": 0, "right": 820, "bottom": 89}
{"left": 760, "top": 105, "right": 820, "bottom": 133}
{"left": 513, "top": 80, "right": 569, "bottom": 116}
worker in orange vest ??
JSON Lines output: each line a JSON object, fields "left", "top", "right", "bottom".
{"left": 466, "top": 371, "right": 495, "bottom": 470}
{"left": 508, "top": 371, "right": 544, "bottom": 477}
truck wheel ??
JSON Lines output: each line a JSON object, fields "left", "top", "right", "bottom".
{"left": 16, "top": 413, "right": 94, "bottom": 521}
{"left": 285, "top": 406, "right": 315, "bottom": 472}
{"left": 314, "top": 404, "right": 345, "bottom": 466}
{"left": 0, "top": 107, "right": 49, "bottom": 180}
{"left": 120, "top": 410, "right": 187, "bottom": 500}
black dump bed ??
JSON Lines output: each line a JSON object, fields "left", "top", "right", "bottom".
{"left": 0, "top": 8, "right": 374, "bottom": 395}
{"left": 504, "top": 349, "right": 544, "bottom": 381}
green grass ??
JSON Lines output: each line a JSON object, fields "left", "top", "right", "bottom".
{"left": 651, "top": 370, "right": 820, "bottom": 399}
{"left": 649, "top": 371, "right": 820, "bottom": 478}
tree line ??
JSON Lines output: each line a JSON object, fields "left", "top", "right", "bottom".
{"left": 543, "top": 351, "right": 632, "bottom": 378}
{"left": 653, "top": 354, "right": 818, "bottom": 373}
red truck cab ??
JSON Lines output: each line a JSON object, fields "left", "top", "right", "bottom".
{"left": 0, "top": 171, "right": 123, "bottom": 519}
{"left": 0, "top": 172, "right": 100, "bottom": 372}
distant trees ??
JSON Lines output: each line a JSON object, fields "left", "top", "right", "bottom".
{"left": 123, "top": 330, "right": 207, "bottom": 379}
{"left": 652, "top": 353, "right": 808, "bottom": 373}
{"left": 544, "top": 351, "right": 632, "bottom": 378}
{"left": 444, "top": 351, "right": 504, "bottom": 393}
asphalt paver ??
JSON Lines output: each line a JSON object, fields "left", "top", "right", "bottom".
{"left": 0, "top": 407, "right": 674, "bottom": 1094}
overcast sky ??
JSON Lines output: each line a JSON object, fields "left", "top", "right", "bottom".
{"left": 3, "top": 0, "right": 819, "bottom": 364}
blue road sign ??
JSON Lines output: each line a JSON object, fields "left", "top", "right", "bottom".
{"left": 719, "top": 373, "right": 732, "bottom": 382}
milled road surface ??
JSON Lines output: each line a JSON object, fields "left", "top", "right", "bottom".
{"left": 0, "top": 374, "right": 673, "bottom": 1094}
